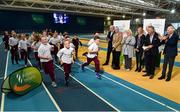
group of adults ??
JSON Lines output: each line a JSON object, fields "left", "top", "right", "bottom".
{"left": 103, "top": 25, "right": 179, "bottom": 81}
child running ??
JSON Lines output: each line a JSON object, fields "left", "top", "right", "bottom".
{"left": 57, "top": 40, "right": 74, "bottom": 86}
{"left": 38, "top": 36, "right": 57, "bottom": 87}
{"left": 81, "top": 36, "right": 101, "bottom": 79}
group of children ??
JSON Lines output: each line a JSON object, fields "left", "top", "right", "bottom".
{"left": 3, "top": 30, "right": 102, "bottom": 87}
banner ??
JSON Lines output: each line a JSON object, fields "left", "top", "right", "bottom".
{"left": 143, "top": 19, "right": 166, "bottom": 35}
{"left": 113, "top": 20, "right": 131, "bottom": 32}
{"left": 1, "top": 67, "right": 42, "bottom": 95}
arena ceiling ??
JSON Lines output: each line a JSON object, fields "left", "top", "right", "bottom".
{"left": 0, "top": 0, "right": 179, "bottom": 18}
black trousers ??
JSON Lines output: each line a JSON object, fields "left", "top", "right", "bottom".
{"left": 10, "top": 45, "right": 19, "bottom": 64}
{"left": 124, "top": 55, "right": 132, "bottom": 69}
{"left": 112, "top": 50, "right": 121, "bottom": 68}
{"left": 75, "top": 47, "right": 79, "bottom": 59}
{"left": 105, "top": 42, "right": 112, "bottom": 64}
{"left": 145, "top": 54, "right": 156, "bottom": 75}
{"left": 135, "top": 51, "right": 143, "bottom": 70}
{"left": 155, "top": 52, "right": 161, "bottom": 67}
{"left": 20, "top": 49, "right": 28, "bottom": 65}
{"left": 161, "top": 55, "right": 175, "bottom": 78}
{"left": 4, "top": 41, "right": 9, "bottom": 50}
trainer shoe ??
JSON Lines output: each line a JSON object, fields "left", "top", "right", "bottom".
{"left": 96, "top": 73, "right": 101, "bottom": 79}
{"left": 51, "top": 82, "right": 57, "bottom": 88}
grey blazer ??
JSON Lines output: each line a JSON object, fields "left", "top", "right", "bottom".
{"left": 121, "top": 36, "right": 136, "bottom": 58}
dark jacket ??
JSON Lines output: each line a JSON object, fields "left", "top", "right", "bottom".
{"left": 144, "top": 32, "right": 160, "bottom": 56}
{"left": 134, "top": 34, "right": 145, "bottom": 53}
{"left": 107, "top": 31, "right": 115, "bottom": 43}
{"left": 3, "top": 34, "right": 9, "bottom": 42}
{"left": 72, "top": 38, "right": 82, "bottom": 48}
{"left": 163, "top": 32, "right": 179, "bottom": 57}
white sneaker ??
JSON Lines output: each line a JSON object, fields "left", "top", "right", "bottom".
{"left": 51, "top": 82, "right": 57, "bottom": 88}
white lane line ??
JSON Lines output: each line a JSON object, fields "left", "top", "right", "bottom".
{"left": 75, "top": 62, "right": 179, "bottom": 112}
{"left": 54, "top": 63, "right": 120, "bottom": 112}
{"left": 0, "top": 51, "right": 10, "bottom": 112}
{"left": 28, "top": 60, "right": 62, "bottom": 112}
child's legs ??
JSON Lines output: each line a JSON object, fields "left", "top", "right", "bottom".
{"left": 82, "top": 57, "right": 93, "bottom": 67}
{"left": 24, "top": 50, "right": 28, "bottom": 65}
{"left": 48, "top": 60, "right": 56, "bottom": 82}
{"left": 63, "top": 63, "right": 72, "bottom": 80}
{"left": 93, "top": 56, "right": 100, "bottom": 73}
{"left": 75, "top": 47, "right": 78, "bottom": 58}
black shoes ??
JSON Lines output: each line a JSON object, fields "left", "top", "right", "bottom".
{"left": 165, "top": 77, "right": 171, "bottom": 82}
{"left": 158, "top": 76, "right": 165, "bottom": 80}
{"left": 112, "top": 66, "right": 120, "bottom": 70}
{"left": 142, "top": 74, "right": 150, "bottom": 77}
{"left": 135, "top": 68, "right": 138, "bottom": 72}
{"left": 138, "top": 69, "right": 141, "bottom": 72}
{"left": 149, "top": 75, "right": 154, "bottom": 79}
{"left": 158, "top": 75, "right": 171, "bottom": 81}
{"left": 135, "top": 68, "right": 141, "bottom": 72}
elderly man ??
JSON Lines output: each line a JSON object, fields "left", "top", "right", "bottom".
{"left": 143, "top": 26, "right": 160, "bottom": 79}
{"left": 103, "top": 25, "right": 115, "bottom": 66}
{"left": 158, "top": 25, "right": 179, "bottom": 81}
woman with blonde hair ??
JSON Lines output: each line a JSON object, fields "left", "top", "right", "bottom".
{"left": 122, "top": 29, "right": 136, "bottom": 71}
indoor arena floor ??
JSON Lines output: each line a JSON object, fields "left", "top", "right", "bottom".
{"left": 0, "top": 35, "right": 180, "bottom": 111}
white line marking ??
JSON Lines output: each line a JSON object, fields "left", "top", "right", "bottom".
{"left": 54, "top": 63, "right": 120, "bottom": 112}
{"left": 28, "top": 60, "right": 62, "bottom": 112}
{"left": 75, "top": 62, "right": 179, "bottom": 112}
{"left": 0, "top": 51, "right": 10, "bottom": 112}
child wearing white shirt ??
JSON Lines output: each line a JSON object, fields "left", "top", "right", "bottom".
{"left": 38, "top": 37, "right": 57, "bottom": 87}
{"left": 57, "top": 40, "right": 74, "bottom": 86}
{"left": 18, "top": 34, "right": 28, "bottom": 66}
{"left": 81, "top": 36, "right": 101, "bottom": 79}
{"left": 9, "top": 33, "right": 19, "bottom": 64}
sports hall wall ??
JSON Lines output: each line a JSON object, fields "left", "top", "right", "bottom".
{"left": 0, "top": 10, "right": 104, "bottom": 34}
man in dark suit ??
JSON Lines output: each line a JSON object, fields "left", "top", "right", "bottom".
{"left": 143, "top": 26, "right": 160, "bottom": 79}
{"left": 158, "top": 26, "right": 179, "bottom": 81}
{"left": 103, "top": 25, "right": 115, "bottom": 65}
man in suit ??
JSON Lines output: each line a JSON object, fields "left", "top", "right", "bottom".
{"left": 158, "top": 26, "right": 179, "bottom": 81}
{"left": 103, "top": 25, "right": 115, "bottom": 65}
{"left": 143, "top": 26, "right": 160, "bottom": 79}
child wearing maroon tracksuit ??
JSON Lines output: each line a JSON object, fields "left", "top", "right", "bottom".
{"left": 72, "top": 34, "right": 82, "bottom": 59}
{"left": 38, "top": 37, "right": 57, "bottom": 88}
{"left": 81, "top": 36, "right": 101, "bottom": 79}
{"left": 57, "top": 40, "right": 74, "bottom": 86}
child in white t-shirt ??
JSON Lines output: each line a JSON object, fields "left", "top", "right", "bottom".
{"left": 81, "top": 36, "right": 101, "bottom": 79}
{"left": 18, "top": 34, "right": 28, "bottom": 66}
{"left": 38, "top": 36, "right": 57, "bottom": 88}
{"left": 57, "top": 40, "right": 74, "bottom": 86}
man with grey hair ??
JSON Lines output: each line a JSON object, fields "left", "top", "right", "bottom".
{"left": 103, "top": 25, "right": 115, "bottom": 65}
{"left": 158, "top": 25, "right": 179, "bottom": 81}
